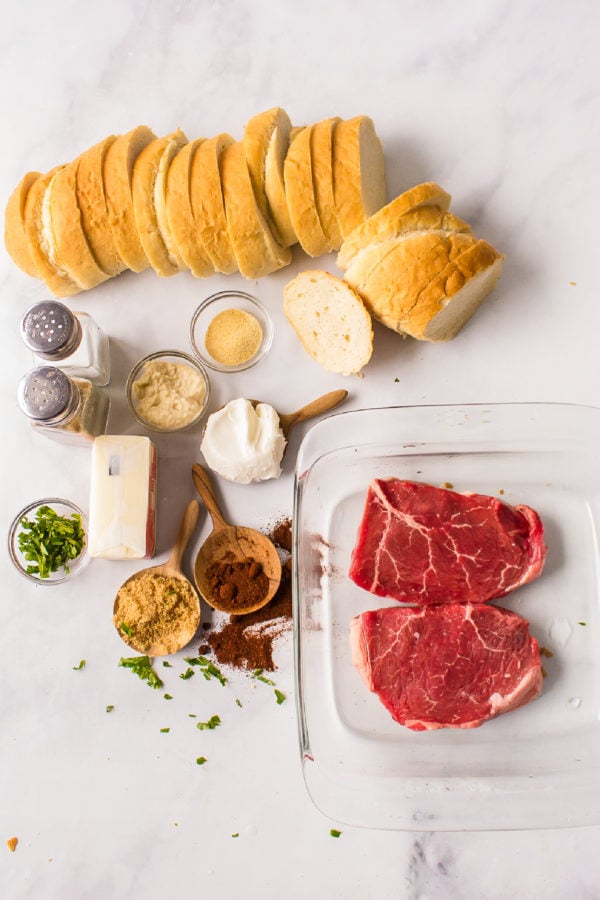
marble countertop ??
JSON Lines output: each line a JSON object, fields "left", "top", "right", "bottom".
{"left": 2, "top": 1, "right": 600, "bottom": 897}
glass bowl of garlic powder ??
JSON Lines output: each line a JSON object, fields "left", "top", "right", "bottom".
{"left": 189, "top": 291, "right": 274, "bottom": 373}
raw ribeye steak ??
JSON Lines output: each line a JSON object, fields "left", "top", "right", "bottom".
{"left": 349, "top": 479, "right": 546, "bottom": 604}
{"left": 350, "top": 603, "right": 542, "bottom": 730}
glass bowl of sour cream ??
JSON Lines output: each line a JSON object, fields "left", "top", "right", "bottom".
{"left": 126, "top": 350, "right": 210, "bottom": 433}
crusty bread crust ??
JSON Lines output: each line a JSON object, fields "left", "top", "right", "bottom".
{"left": 332, "top": 115, "right": 386, "bottom": 238}
{"left": 103, "top": 125, "right": 156, "bottom": 272}
{"left": 221, "top": 140, "right": 291, "bottom": 279}
{"left": 283, "top": 269, "right": 373, "bottom": 375}
{"left": 244, "top": 106, "right": 294, "bottom": 246}
{"left": 311, "top": 116, "right": 343, "bottom": 250}
{"left": 76, "top": 135, "right": 125, "bottom": 276}
{"left": 337, "top": 182, "right": 452, "bottom": 270}
{"left": 283, "top": 125, "right": 329, "bottom": 257}
{"left": 4, "top": 171, "right": 41, "bottom": 277}
{"left": 165, "top": 138, "right": 214, "bottom": 278}
{"left": 189, "top": 133, "right": 238, "bottom": 274}
{"left": 49, "top": 160, "right": 110, "bottom": 290}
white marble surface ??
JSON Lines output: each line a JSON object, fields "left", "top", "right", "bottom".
{"left": 1, "top": 1, "right": 600, "bottom": 897}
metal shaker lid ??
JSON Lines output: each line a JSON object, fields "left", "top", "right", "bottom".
{"left": 17, "top": 366, "right": 78, "bottom": 422}
{"left": 20, "top": 300, "right": 82, "bottom": 359}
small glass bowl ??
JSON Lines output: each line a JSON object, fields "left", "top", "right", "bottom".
{"left": 8, "top": 498, "right": 89, "bottom": 585}
{"left": 189, "top": 290, "right": 274, "bottom": 373}
{"left": 126, "top": 349, "right": 210, "bottom": 433}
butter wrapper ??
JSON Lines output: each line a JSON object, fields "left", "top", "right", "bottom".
{"left": 88, "top": 435, "right": 157, "bottom": 559}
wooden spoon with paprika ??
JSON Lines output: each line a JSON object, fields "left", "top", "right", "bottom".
{"left": 191, "top": 463, "right": 282, "bottom": 615}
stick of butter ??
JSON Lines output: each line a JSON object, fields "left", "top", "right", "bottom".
{"left": 88, "top": 435, "right": 158, "bottom": 559}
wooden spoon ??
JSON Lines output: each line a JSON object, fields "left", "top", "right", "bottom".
{"left": 113, "top": 499, "right": 201, "bottom": 656}
{"left": 192, "top": 463, "right": 282, "bottom": 615}
{"left": 274, "top": 389, "right": 348, "bottom": 441}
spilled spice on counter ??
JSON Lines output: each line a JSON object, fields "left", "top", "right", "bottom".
{"left": 205, "top": 518, "right": 293, "bottom": 672}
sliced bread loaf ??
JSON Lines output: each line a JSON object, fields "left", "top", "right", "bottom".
{"left": 332, "top": 115, "right": 386, "bottom": 238}
{"left": 311, "top": 116, "right": 343, "bottom": 250}
{"left": 221, "top": 140, "right": 291, "bottom": 279}
{"left": 103, "top": 125, "right": 156, "bottom": 272}
{"left": 132, "top": 129, "right": 188, "bottom": 277}
{"left": 264, "top": 120, "right": 297, "bottom": 247}
{"left": 244, "top": 106, "right": 295, "bottom": 247}
{"left": 4, "top": 171, "right": 41, "bottom": 278}
{"left": 283, "top": 125, "right": 330, "bottom": 257}
{"left": 48, "top": 159, "right": 110, "bottom": 290}
{"left": 164, "top": 138, "right": 214, "bottom": 278}
{"left": 153, "top": 129, "right": 189, "bottom": 274}
{"left": 189, "top": 133, "right": 238, "bottom": 274}
{"left": 76, "top": 135, "right": 125, "bottom": 276}
{"left": 283, "top": 270, "right": 373, "bottom": 375}
{"left": 337, "top": 181, "right": 452, "bottom": 270}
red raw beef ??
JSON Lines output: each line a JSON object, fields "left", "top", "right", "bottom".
{"left": 350, "top": 603, "right": 542, "bottom": 730}
{"left": 349, "top": 480, "right": 546, "bottom": 605}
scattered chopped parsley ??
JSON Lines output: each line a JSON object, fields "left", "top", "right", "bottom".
{"left": 184, "top": 656, "right": 227, "bottom": 686}
{"left": 162, "top": 661, "right": 172, "bottom": 667}
{"left": 160, "top": 727, "right": 170, "bottom": 733}
{"left": 164, "top": 694, "right": 173, "bottom": 700}
{"left": 17, "top": 504, "right": 85, "bottom": 578}
{"left": 196, "top": 757, "right": 207, "bottom": 766}
{"left": 196, "top": 715, "right": 221, "bottom": 731}
{"left": 72, "top": 659, "right": 86, "bottom": 671}
{"left": 120, "top": 622, "right": 134, "bottom": 638}
{"left": 251, "top": 668, "right": 275, "bottom": 686}
{"left": 179, "top": 668, "right": 195, "bottom": 681}
{"left": 118, "top": 656, "right": 163, "bottom": 690}
{"left": 105, "top": 705, "right": 114, "bottom": 713}
{"left": 188, "top": 713, "right": 197, "bottom": 718}
{"left": 235, "top": 698, "right": 243, "bottom": 708}
{"left": 394, "top": 377, "right": 399, "bottom": 383}
{"left": 578, "top": 621, "right": 587, "bottom": 626}
{"left": 330, "top": 829, "right": 342, "bottom": 838}
{"left": 231, "top": 833, "right": 239, "bottom": 838}
{"left": 274, "top": 689, "right": 286, "bottom": 705}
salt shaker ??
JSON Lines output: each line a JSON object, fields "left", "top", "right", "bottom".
{"left": 20, "top": 300, "right": 111, "bottom": 386}
{"left": 17, "top": 366, "right": 111, "bottom": 446}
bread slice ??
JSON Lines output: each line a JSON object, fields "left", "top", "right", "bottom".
{"left": 76, "top": 135, "right": 125, "bottom": 276}
{"left": 103, "top": 125, "right": 156, "bottom": 272}
{"left": 263, "top": 120, "right": 297, "bottom": 247}
{"left": 311, "top": 116, "right": 343, "bottom": 250}
{"left": 244, "top": 106, "right": 295, "bottom": 246}
{"left": 131, "top": 129, "right": 188, "bottom": 277}
{"left": 48, "top": 159, "right": 111, "bottom": 290}
{"left": 22, "top": 166, "right": 82, "bottom": 297}
{"left": 189, "top": 133, "right": 238, "bottom": 274}
{"left": 337, "top": 181, "right": 452, "bottom": 270}
{"left": 221, "top": 140, "right": 291, "bottom": 279}
{"left": 332, "top": 115, "right": 386, "bottom": 238}
{"left": 283, "top": 270, "right": 373, "bottom": 375}
{"left": 153, "top": 129, "right": 189, "bottom": 274}
{"left": 164, "top": 138, "right": 214, "bottom": 278}
{"left": 283, "top": 125, "right": 330, "bottom": 257}
{"left": 4, "top": 171, "right": 41, "bottom": 278}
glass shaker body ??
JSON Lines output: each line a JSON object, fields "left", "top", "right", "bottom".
{"left": 17, "top": 366, "right": 111, "bottom": 447}
{"left": 20, "top": 301, "right": 111, "bottom": 386}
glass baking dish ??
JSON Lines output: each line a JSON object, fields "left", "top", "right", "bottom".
{"left": 293, "top": 403, "right": 600, "bottom": 831}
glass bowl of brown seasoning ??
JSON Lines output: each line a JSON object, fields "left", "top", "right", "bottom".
{"left": 189, "top": 291, "right": 273, "bottom": 373}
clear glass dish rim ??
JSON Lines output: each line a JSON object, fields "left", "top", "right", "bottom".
{"left": 126, "top": 348, "right": 211, "bottom": 433}
{"left": 8, "top": 496, "right": 89, "bottom": 585}
{"left": 188, "top": 289, "right": 274, "bottom": 373}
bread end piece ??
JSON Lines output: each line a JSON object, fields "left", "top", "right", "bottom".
{"left": 283, "top": 270, "right": 373, "bottom": 375}
{"left": 4, "top": 171, "right": 42, "bottom": 278}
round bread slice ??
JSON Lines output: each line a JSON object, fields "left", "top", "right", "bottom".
{"left": 332, "top": 115, "right": 386, "bottom": 239}
{"left": 76, "top": 135, "right": 126, "bottom": 276}
{"left": 103, "top": 125, "right": 156, "bottom": 272}
{"left": 264, "top": 121, "right": 297, "bottom": 248}
{"left": 49, "top": 159, "right": 111, "bottom": 290}
{"left": 153, "top": 129, "right": 189, "bottom": 274}
{"left": 189, "top": 133, "right": 238, "bottom": 274}
{"left": 337, "top": 181, "right": 452, "bottom": 270}
{"left": 283, "top": 270, "right": 373, "bottom": 375}
{"left": 4, "top": 171, "right": 41, "bottom": 277}
{"left": 132, "top": 130, "right": 188, "bottom": 277}
{"left": 23, "top": 166, "right": 82, "bottom": 297}
{"left": 283, "top": 125, "right": 330, "bottom": 257}
{"left": 244, "top": 106, "right": 294, "bottom": 247}
{"left": 164, "top": 138, "right": 214, "bottom": 278}
{"left": 221, "top": 140, "right": 292, "bottom": 279}
{"left": 311, "top": 116, "right": 343, "bottom": 251}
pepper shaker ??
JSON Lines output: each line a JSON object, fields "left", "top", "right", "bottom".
{"left": 20, "top": 300, "right": 111, "bottom": 386}
{"left": 17, "top": 366, "right": 111, "bottom": 446}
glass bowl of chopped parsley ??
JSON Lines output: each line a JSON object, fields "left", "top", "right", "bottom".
{"left": 8, "top": 498, "right": 89, "bottom": 584}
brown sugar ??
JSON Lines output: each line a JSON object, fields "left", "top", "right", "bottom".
{"left": 113, "top": 572, "right": 199, "bottom": 654}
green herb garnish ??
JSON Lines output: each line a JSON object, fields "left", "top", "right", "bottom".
{"left": 72, "top": 659, "right": 86, "bottom": 671}
{"left": 231, "top": 833, "right": 239, "bottom": 838}
{"left": 164, "top": 694, "right": 173, "bottom": 700}
{"left": 274, "top": 689, "right": 286, "bottom": 705}
{"left": 179, "top": 668, "right": 194, "bottom": 680}
{"left": 196, "top": 757, "right": 207, "bottom": 765}
{"left": 578, "top": 621, "right": 587, "bottom": 626}
{"left": 120, "top": 622, "right": 134, "bottom": 638}
{"left": 105, "top": 705, "right": 114, "bottom": 713}
{"left": 251, "top": 668, "right": 275, "bottom": 686}
{"left": 196, "top": 715, "right": 221, "bottom": 731}
{"left": 17, "top": 504, "right": 85, "bottom": 579}
{"left": 162, "top": 661, "right": 172, "bottom": 667}
{"left": 160, "top": 727, "right": 170, "bottom": 733}
{"left": 184, "top": 656, "right": 227, "bottom": 686}
{"left": 118, "top": 656, "right": 163, "bottom": 690}
{"left": 235, "top": 698, "right": 243, "bottom": 708}
{"left": 330, "top": 829, "right": 342, "bottom": 838}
